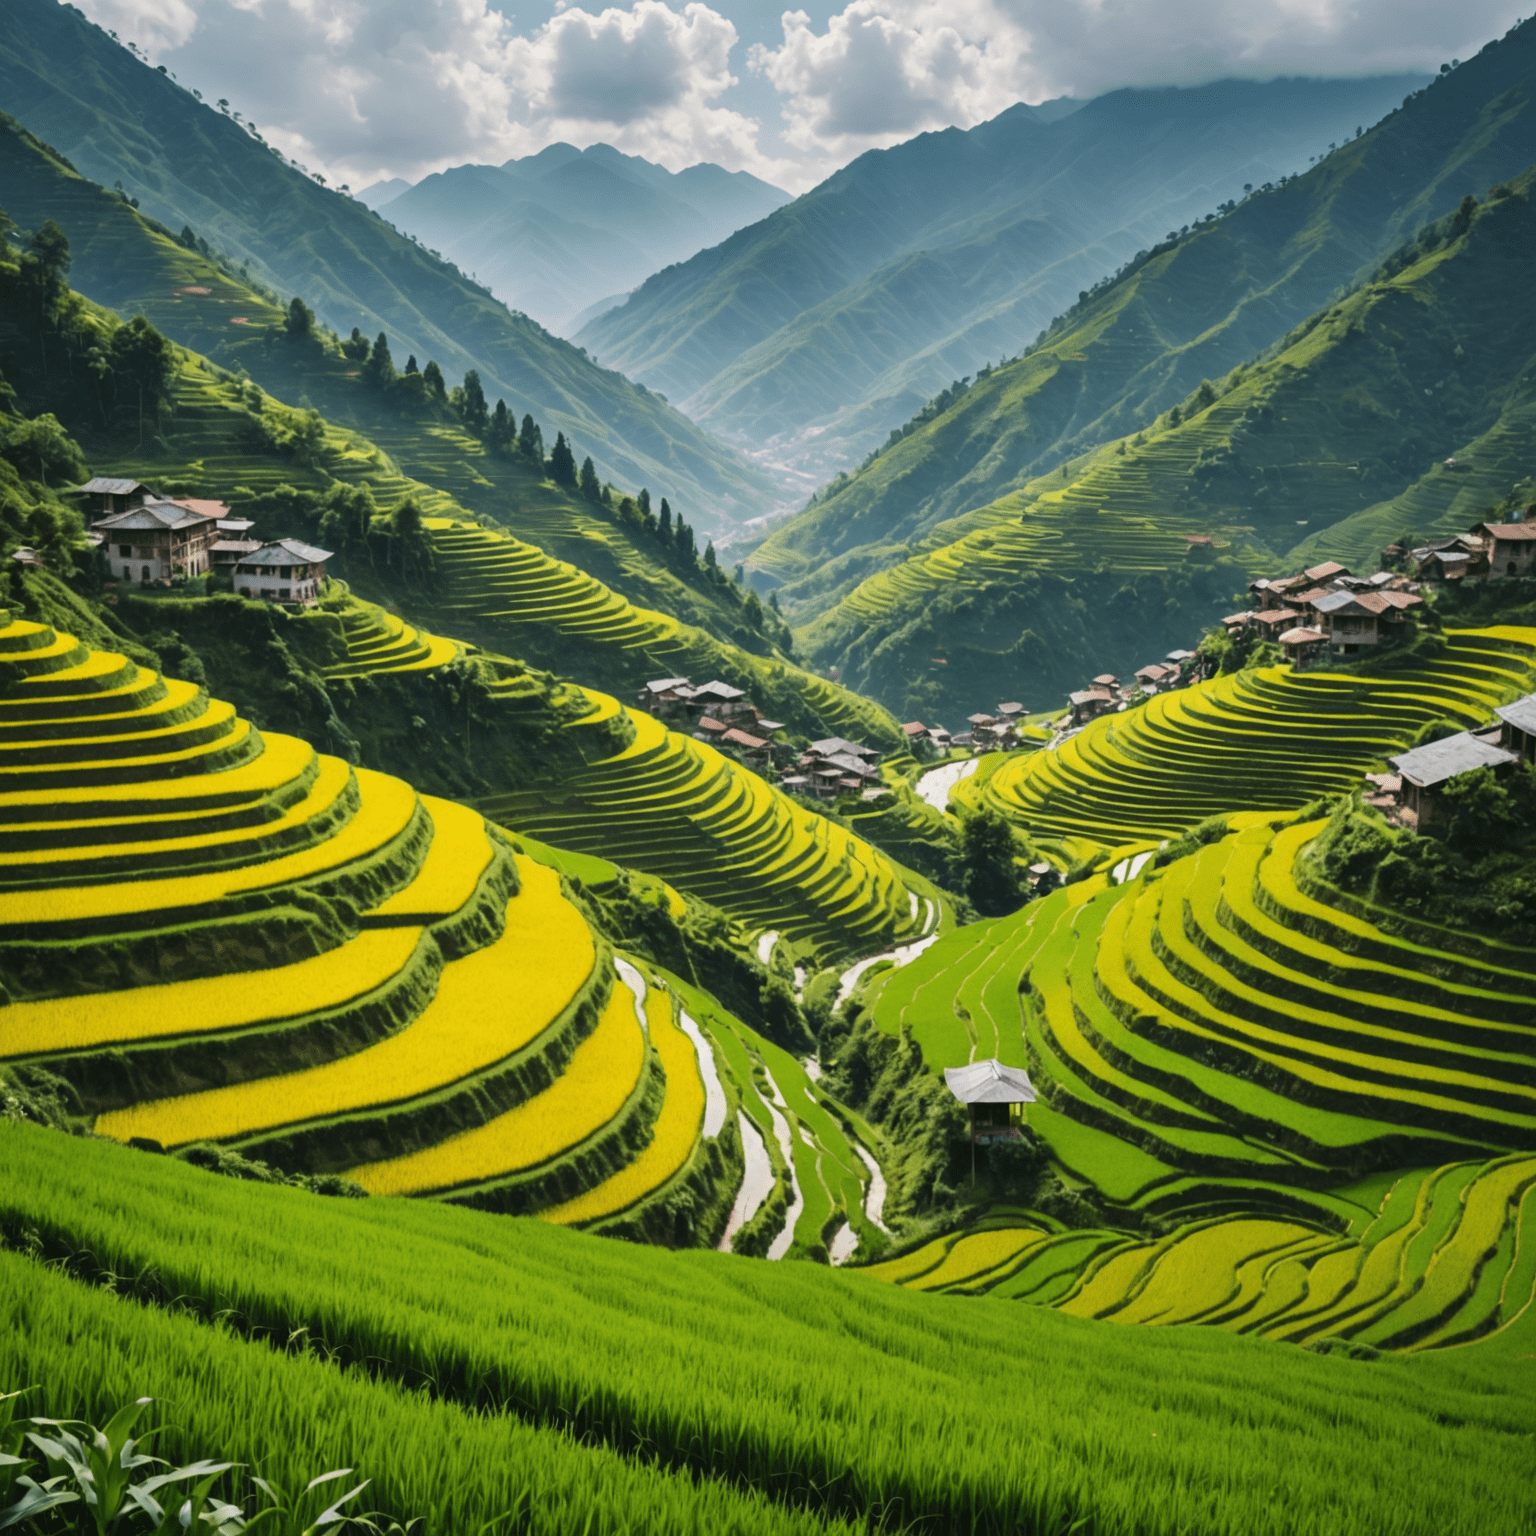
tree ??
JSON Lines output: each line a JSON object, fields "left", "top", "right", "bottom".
{"left": 0, "top": 413, "right": 87, "bottom": 488}
{"left": 703, "top": 540, "right": 718, "bottom": 572}
{"left": 658, "top": 497, "right": 672, "bottom": 539}
{"left": 107, "top": 316, "right": 175, "bottom": 425}
{"left": 403, "top": 354, "right": 420, "bottom": 375}
{"left": 317, "top": 481, "right": 377, "bottom": 554}
{"left": 284, "top": 296, "right": 315, "bottom": 338}
{"left": 518, "top": 413, "right": 543, "bottom": 464}
{"left": 459, "top": 369, "right": 488, "bottom": 435}
{"left": 364, "top": 332, "right": 395, "bottom": 386}
{"left": 178, "top": 224, "right": 198, "bottom": 249}
{"left": 489, "top": 399, "right": 513, "bottom": 449}
{"left": 954, "top": 807, "right": 1025, "bottom": 917}
{"left": 743, "top": 589, "right": 765, "bottom": 630}
{"left": 25, "top": 220, "right": 71, "bottom": 290}
{"left": 638, "top": 488, "right": 651, "bottom": 521}
{"left": 422, "top": 360, "right": 446, "bottom": 397}
{"left": 0, "top": 204, "right": 15, "bottom": 248}
{"left": 579, "top": 455, "right": 601, "bottom": 501}
{"left": 548, "top": 431, "right": 576, "bottom": 486}
{"left": 675, "top": 518, "right": 697, "bottom": 565}
{"left": 342, "top": 327, "right": 370, "bottom": 362}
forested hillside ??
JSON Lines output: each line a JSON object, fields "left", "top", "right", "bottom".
{"left": 803, "top": 167, "right": 1536, "bottom": 717}
{"left": 580, "top": 73, "right": 1421, "bottom": 484}
{"left": 754, "top": 18, "right": 1536, "bottom": 616}
{"left": 0, "top": 0, "right": 776, "bottom": 528}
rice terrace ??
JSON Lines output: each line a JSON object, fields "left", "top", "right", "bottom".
{"left": 2, "top": 1, "right": 1536, "bottom": 1532}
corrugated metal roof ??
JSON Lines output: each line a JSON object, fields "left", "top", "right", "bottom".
{"left": 74, "top": 477, "right": 148, "bottom": 496}
{"left": 1390, "top": 732, "right": 1518, "bottom": 788}
{"left": 237, "top": 539, "right": 333, "bottom": 567}
{"left": 1495, "top": 693, "right": 1536, "bottom": 736}
{"left": 944, "top": 1059, "right": 1037, "bottom": 1105}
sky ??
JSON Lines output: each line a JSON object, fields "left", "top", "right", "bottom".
{"left": 74, "top": 0, "right": 1528, "bottom": 194}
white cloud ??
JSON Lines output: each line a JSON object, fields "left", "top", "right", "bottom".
{"left": 73, "top": 0, "right": 800, "bottom": 188}
{"left": 72, "top": 0, "right": 1527, "bottom": 192}
{"left": 504, "top": 2, "right": 788, "bottom": 176}
{"left": 751, "top": 0, "right": 1526, "bottom": 164}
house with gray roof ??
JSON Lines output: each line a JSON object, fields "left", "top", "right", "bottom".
{"left": 234, "top": 539, "right": 334, "bottom": 607}
{"left": 1389, "top": 732, "right": 1519, "bottom": 827}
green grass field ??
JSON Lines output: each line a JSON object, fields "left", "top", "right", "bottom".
{"left": 3, "top": 1121, "right": 1534, "bottom": 1536}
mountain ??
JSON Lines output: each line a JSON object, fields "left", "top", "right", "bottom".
{"left": 799, "top": 159, "right": 1536, "bottom": 721}
{"left": 376, "top": 144, "right": 791, "bottom": 335}
{"left": 752, "top": 20, "right": 1536, "bottom": 617}
{"left": 0, "top": 0, "right": 776, "bottom": 529}
{"left": 356, "top": 176, "right": 410, "bottom": 210}
{"left": 577, "top": 73, "right": 1425, "bottom": 489}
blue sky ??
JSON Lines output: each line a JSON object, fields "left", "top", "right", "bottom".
{"left": 77, "top": 0, "right": 1526, "bottom": 193}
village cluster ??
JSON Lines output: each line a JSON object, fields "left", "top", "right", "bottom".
{"left": 67, "top": 477, "right": 334, "bottom": 606}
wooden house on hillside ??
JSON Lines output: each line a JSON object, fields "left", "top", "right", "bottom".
{"left": 92, "top": 498, "right": 222, "bottom": 583}
{"left": 1495, "top": 693, "right": 1536, "bottom": 766}
{"left": 233, "top": 539, "right": 333, "bottom": 607}
{"left": 1389, "top": 732, "right": 1519, "bottom": 827}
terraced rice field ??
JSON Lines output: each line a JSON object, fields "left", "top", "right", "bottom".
{"left": 290, "top": 596, "right": 944, "bottom": 963}
{"left": 323, "top": 600, "right": 463, "bottom": 676}
{"left": 0, "top": 608, "right": 745, "bottom": 1230}
{"left": 865, "top": 1157, "right": 1536, "bottom": 1353}
{"left": 420, "top": 518, "right": 898, "bottom": 745}
{"left": 865, "top": 806, "right": 1536, "bottom": 1352}
{"left": 481, "top": 698, "right": 945, "bottom": 962}
{"left": 966, "top": 628, "right": 1536, "bottom": 858}
{"left": 826, "top": 489, "right": 1232, "bottom": 630}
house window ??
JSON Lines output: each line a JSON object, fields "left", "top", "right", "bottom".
{"left": 117, "top": 544, "right": 131, "bottom": 557}
{"left": 141, "top": 567, "right": 150, "bottom": 582}
{"left": 279, "top": 588, "right": 291, "bottom": 600}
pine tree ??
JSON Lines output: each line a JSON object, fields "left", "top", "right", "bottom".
{"left": 490, "top": 399, "right": 512, "bottom": 448}
{"left": 404, "top": 355, "right": 420, "bottom": 375}
{"left": 579, "top": 456, "right": 601, "bottom": 501}
{"left": 457, "top": 370, "right": 488, "bottom": 434}
{"left": 518, "top": 414, "right": 543, "bottom": 463}
{"left": 284, "top": 297, "right": 314, "bottom": 337}
{"left": 676, "top": 519, "right": 697, "bottom": 564}
{"left": 638, "top": 488, "right": 651, "bottom": 521}
{"left": 548, "top": 431, "right": 576, "bottom": 486}
{"left": 422, "top": 360, "right": 446, "bottom": 397}
{"left": 658, "top": 497, "right": 672, "bottom": 539}
{"left": 364, "top": 332, "right": 395, "bottom": 386}
{"left": 703, "top": 540, "right": 718, "bottom": 571}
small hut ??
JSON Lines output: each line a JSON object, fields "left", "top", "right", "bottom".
{"left": 943, "top": 1059, "right": 1037, "bottom": 1147}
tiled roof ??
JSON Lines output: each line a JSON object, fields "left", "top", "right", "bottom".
{"left": 236, "top": 539, "right": 333, "bottom": 567}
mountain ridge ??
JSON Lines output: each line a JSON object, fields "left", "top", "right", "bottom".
{"left": 0, "top": 0, "right": 778, "bottom": 530}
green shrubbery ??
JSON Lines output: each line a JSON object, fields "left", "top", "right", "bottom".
{"left": 1313, "top": 773, "right": 1536, "bottom": 942}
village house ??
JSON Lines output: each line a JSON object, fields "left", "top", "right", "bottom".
{"left": 1389, "top": 732, "right": 1520, "bottom": 828}
{"left": 1091, "top": 673, "right": 1121, "bottom": 695}
{"left": 639, "top": 677, "right": 696, "bottom": 718}
{"left": 73, "top": 477, "right": 157, "bottom": 517}
{"left": 721, "top": 727, "right": 772, "bottom": 770}
{"left": 1279, "top": 626, "right": 1327, "bottom": 667}
{"left": 1495, "top": 693, "right": 1536, "bottom": 766}
{"left": 1473, "top": 518, "right": 1536, "bottom": 580}
{"left": 233, "top": 539, "right": 333, "bottom": 607}
{"left": 1133, "top": 662, "right": 1179, "bottom": 693}
{"left": 1068, "top": 688, "right": 1115, "bottom": 727}
{"left": 92, "top": 498, "right": 223, "bottom": 584}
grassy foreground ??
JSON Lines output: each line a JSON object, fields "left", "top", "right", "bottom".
{"left": 1, "top": 1123, "right": 1533, "bottom": 1536}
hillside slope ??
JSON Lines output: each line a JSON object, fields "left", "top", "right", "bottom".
{"left": 580, "top": 74, "right": 1422, "bottom": 482}
{"left": 0, "top": 110, "right": 786, "bottom": 651}
{"left": 0, "top": 0, "right": 775, "bottom": 527}
{"left": 379, "top": 143, "right": 790, "bottom": 335}
{"left": 755, "top": 19, "right": 1536, "bottom": 603}
{"left": 801, "top": 165, "right": 1536, "bottom": 719}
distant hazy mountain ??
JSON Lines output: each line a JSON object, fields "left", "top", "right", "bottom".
{"left": 0, "top": 0, "right": 777, "bottom": 527}
{"left": 579, "top": 75, "right": 1426, "bottom": 486}
{"left": 375, "top": 145, "right": 792, "bottom": 335}
{"left": 356, "top": 177, "right": 409, "bottom": 210}
{"left": 754, "top": 20, "right": 1536, "bottom": 614}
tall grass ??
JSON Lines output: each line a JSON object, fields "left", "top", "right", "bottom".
{"left": 2, "top": 1124, "right": 1533, "bottom": 1536}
